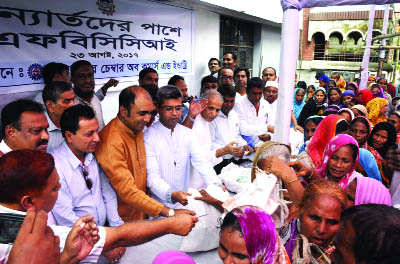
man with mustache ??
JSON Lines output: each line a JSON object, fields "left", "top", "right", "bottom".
{"left": 71, "top": 60, "right": 116, "bottom": 131}
{"left": 95, "top": 86, "right": 193, "bottom": 222}
{"left": 49, "top": 104, "right": 126, "bottom": 263}
{"left": 0, "top": 99, "right": 49, "bottom": 156}
{"left": 208, "top": 58, "right": 221, "bottom": 78}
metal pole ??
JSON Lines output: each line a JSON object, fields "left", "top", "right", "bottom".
{"left": 378, "top": 4, "right": 390, "bottom": 77}
{"left": 359, "top": 5, "right": 376, "bottom": 90}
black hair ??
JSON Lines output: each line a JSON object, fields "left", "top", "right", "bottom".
{"left": 368, "top": 121, "right": 397, "bottom": 158}
{"left": 350, "top": 117, "right": 370, "bottom": 131}
{"left": 1, "top": 100, "right": 43, "bottom": 138}
{"left": 218, "top": 83, "right": 236, "bottom": 98}
{"left": 341, "top": 204, "right": 400, "bottom": 264}
{"left": 139, "top": 68, "right": 158, "bottom": 80}
{"left": 328, "top": 87, "right": 342, "bottom": 105}
{"left": 42, "top": 81, "right": 73, "bottom": 105}
{"left": 208, "top": 58, "right": 221, "bottom": 66}
{"left": 42, "top": 62, "right": 69, "bottom": 85}
{"left": 304, "top": 116, "right": 324, "bottom": 128}
{"left": 246, "top": 77, "right": 264, "bottom": 92}
{"left": 156, "top": 85, "right": 183, "bottom": 107}
{"left": 60, "top": 104, "right": 95, "bottom": 138}
{"left": 328, "top": 80, "right": 337, "bottom": 87}
{"left": 220, "top": 212, "right": 242, "bottom": 234}
{"left": 307, "top": 85, "right": 316, "bottom": 91}
{"left": 141, "top": 84, "right": 159, "bottom": 102}
{"left": 234, "top": 67, "right": 250, "bottom": 80}
{"left": 223, "top": 52, "right": 237, "bottom": 61}
{"left": 297, "top": 81, "right": 307, "bottom": 90}
{"left": 201, "top": 75, "right": 218, "bottom": 88}
{"left": 335, "top": 119, "right": 350, "bottom": 135}
{"left": 168, "top": 75, "right": 184, "bottom": 86}
{"left": 70, "top": 60, "right": 92, "bottom": 77}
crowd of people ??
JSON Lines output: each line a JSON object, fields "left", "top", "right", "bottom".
{"left": 1, "top": 51, "right": 400, "bottom": 264}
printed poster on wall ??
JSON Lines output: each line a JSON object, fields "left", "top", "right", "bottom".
{"left": 0, "top": 0, "right": 193, "bottom": 90}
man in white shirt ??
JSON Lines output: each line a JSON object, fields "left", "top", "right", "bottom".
{"left": 262, "top": 67, "right": 277, "bottom": 85}
{"left": 144, "top": 85, "right": 224, "bottom": 208}
{"left": 0, "top": 150, "right": 198, "bottom": 263}
{"left": 71, "top": 60, "right": 118, "bottom": 131}
{"left": 0, "top": 99, "right": 49, "bottom": 155}
{"left": 264, "top": 80, "right": 279, "bottom": 129}
{"left": 42, "top": 81, "right": 75, "bottom": 151}
{"left": 210, "top": 84, "right": 254, "bottom": 174}
{"left": 234, "top": 77, "right": 271, "bottom": 146}
{"left": 34, "top": 62, "right": 117, "bottom": 108}
{"left": 190, "top": 89, "right": 243, "bottom": 187}
{"left": 234, "top": 67, "right": 249, "bottom": 98}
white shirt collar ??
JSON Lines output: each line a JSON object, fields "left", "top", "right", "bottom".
{"left": 0, "top": 140, "right": 13, "bottom": 154}
{"left": 45, "top": 111, "right": 60, "bottom": 132}
{"left": 0, "top": 204, "right": 26, "bottom": 216}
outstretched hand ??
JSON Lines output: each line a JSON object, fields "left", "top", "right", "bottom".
{"left": 188, "top": 98, "right": 208, "bottom": 117}
{"left": 63, "top": 215, "right": 100, "bottom": 263}
{"left": 8, "top": 208, "right": 60, "bottom": 264}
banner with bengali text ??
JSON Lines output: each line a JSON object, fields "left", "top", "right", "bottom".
{"left": 0, "top": 0, "right": 193, "bottom": 89}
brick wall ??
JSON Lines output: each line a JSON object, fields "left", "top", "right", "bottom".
{"left": 301, "top": 8, "right": 314, "bottom": 61}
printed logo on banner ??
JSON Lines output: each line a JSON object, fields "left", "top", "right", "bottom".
{"left": 27, "top": 63, "right": 43, "bottom": 81}
{"left": 97, "top": 0, "right": 115, "bottom": 16}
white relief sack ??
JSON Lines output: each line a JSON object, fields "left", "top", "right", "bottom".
{"left": 179, "top": 185, "right": 229, "bottom": 252}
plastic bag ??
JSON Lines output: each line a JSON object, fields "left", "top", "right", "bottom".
{"left": 179, "top": 185, "right": 229, "bottom": 252}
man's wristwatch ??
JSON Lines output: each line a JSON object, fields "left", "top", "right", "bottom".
{"left": 168, "top": 209, "right": 175, "bottom": 217}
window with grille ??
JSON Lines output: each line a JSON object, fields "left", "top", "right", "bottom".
{"left": 220, "top": 16, "right": 254, "bottom": 75}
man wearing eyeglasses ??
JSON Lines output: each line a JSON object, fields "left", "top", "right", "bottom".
{"left": 144, "top": 85, "right": 225, "bottom": 208}
{"left": 218, "top": 67, "right": 234, "bottom": 87}
{"left": 49, "top": 104, "right": 126, "bottom": 263}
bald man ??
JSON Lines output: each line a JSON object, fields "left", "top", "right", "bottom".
{"left": 95, "top": 86, "right": 192, "bottom": 222}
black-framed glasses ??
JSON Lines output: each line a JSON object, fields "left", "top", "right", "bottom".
{"left": 81, "top": 164, "right": 93, "bottom": 190}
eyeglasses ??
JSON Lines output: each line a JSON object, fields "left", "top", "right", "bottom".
{"left": 160, "top": 106, "right": 183, "bottom": 112}
{"left": 220, "top": 76, "right": 233, "bottom": 80}
{"left": 81, "top": 164, "right": 93, "bottom": 190}
{"left": 263, "top": 73, "right": 275, "bottom": 77}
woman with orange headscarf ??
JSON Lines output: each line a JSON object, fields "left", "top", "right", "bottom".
{"left": 307, "top": 114, "right": 349, "bottom": 168}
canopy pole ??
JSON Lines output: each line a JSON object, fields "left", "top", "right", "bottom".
{"left": 273, "top": 8, "right": 299, "bottom": 144}
{"left": 359, "top": 5, "right": 376, "bottom": 90}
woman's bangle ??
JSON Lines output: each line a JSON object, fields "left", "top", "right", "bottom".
{"left": 287, "top": 177, "right": 299, "bottom": 184}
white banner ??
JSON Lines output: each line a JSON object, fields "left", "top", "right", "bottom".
{"left": 0, "top": 0, "right": 193, "bottom": 89}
